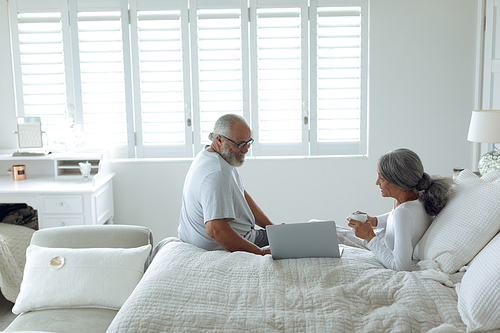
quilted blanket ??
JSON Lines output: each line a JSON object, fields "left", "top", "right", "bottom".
{"left": 0, "top": 223, "right": 35, "bottom": 302}
{"left": 107, "top": 238, "right": 467, "bottom": 333}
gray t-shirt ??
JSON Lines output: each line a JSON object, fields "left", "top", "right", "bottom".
{"left": 178, "top": 146, "right": 256, "bottom": 250}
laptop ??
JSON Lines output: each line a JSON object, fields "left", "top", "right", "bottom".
{"left": 265, "top": 220, "right": 344, "bottom": 260}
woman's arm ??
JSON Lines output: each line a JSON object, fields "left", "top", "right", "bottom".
{"left": 367, "top": 208, "right": 415, "bottom": 271}
{"left": 375, "top": 212, "right": 390, "bottom": 228}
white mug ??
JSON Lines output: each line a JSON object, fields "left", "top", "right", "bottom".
{"left": 348, "top": 213, "right": 367, "bottom": 223}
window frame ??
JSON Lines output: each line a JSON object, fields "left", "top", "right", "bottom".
{"left": 249, "top": 0, "right": 309, "bottom": 157}
{"left": 8, "top": 0, "right": 369, "bottom": 159}
{"left": 310, "top": 0, "right": 368, "bottom": 156}
{"left": 130, "top": 0, "right": 193, "bottom": 158}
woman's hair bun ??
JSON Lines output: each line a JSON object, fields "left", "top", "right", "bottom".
{"left": 416, "top": 172, "right": 431, "bottom": 191}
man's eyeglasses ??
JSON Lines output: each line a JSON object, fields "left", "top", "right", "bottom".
{"left": 219, "top": 135, "right": 254, "bottom": 149}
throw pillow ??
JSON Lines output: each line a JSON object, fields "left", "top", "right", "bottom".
{"left": 414, "top": 169, "right": 500, "bottom": 273}
{"left": 13, "top": 244, "right": 151, "bottom": 314}
{"left": 456, "top": 232, "right": 500, "bottom": 332}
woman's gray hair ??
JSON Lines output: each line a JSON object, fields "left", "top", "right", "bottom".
{"left": 378, "top": 148, "right": 452, "bottom": 216}
{"left": 208, "top": 114, "right": 249, "bottom": 141}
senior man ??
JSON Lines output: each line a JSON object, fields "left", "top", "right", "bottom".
{"left": 178, "top": 114, "right": 273, "bottom": 255}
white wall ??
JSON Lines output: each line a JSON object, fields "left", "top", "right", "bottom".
{"left": 0, "top": 0, "right": 479, "bottom": 245}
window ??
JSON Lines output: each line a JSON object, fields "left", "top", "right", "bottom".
{"left": 10, "top": 9, "right": 68, "bottom": 136}
{"left": 130, "top": 0, "right": 192, "bottom": 157}
{"left": 135, "top": 11, "right": 185, "bottom": 146}
{"left": 312, "top": 4, "right": 368, "bottom": 155}
{"left": 191, "top": 3, "right": 248, "bottom": 153}
{"left": 77, "top": 11, "right": 129, "bottom": 148}
{"left": 250, "top": 3, "right": 307, "bottom": 156}
{"left": 9, "top": 0, "right": 368, "bottom": 158}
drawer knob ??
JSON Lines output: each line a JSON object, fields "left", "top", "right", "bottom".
{"left": 60, "top": 222, "right": 66, "bottom": 226}
{"left": 59, "top": 202, "right": 64, "bottom": 207}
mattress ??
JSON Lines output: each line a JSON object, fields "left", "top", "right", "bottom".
{"left": 107, "top": 237, "right": 467, "bottom": 333}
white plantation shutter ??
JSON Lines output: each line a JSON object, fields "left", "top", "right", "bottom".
{"left": 71, "top": 0, "right": 131, "bottom": 155}
{"left": 8, "top": 0, "right": 71, "bottom": 137}
{"left": 135, "top": 11, "right": 185, "bottom": 154}
{"left": 8, "top": 0, "right": 367, "bottom": 158}
{"left": 130, "top": 0, "right": 192, "bottom": 158}
{"left": 15, "top": 14, "right": 66, "bottom": 122}
{"left": 310, "top": 0, "right": 367, "bottom": 155}
{"left": 190, "top": 0, "right": 249, "bottom": 153}
{"left": 250, "top": 0, "right": 309, "bottom": 156}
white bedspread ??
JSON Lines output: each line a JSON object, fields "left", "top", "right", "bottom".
{"left": 0, "top": 223, "right": 35, "bottom": 302}
{"left": 107, "top": 238, "right": 467, "bottom": 333}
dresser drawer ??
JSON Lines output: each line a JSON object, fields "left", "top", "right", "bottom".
{"left": 41, "top": 215, "right": 85, "bottom": 228}
{"left": 41, "top": 196, "right": 84, "bottom": 214}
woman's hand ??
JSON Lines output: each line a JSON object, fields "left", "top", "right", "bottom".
{"left": 347, "top": 214, "right": 377, "bottom": 243}
{"left": 351, "top": 211, "right": 378, "bottom": 227}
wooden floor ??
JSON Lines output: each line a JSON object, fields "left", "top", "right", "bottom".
{"left": 0, "top": 293, "right": 16, "bottom": 330}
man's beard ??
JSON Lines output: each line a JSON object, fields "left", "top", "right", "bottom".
{"left": 220, "top": 145, "right": 245, "bottom": 167}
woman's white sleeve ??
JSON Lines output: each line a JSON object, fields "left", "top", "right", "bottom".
{"left": 368, "top": 208, "right": 415, "bottom": 271}
{"left": 376, "top": 212, "right": 390, "bottom": 229}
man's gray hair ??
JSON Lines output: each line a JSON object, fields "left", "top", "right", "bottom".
{"left": 378, "top": 148, "right": 452, "bottom": 216}
{"left": 208, "top": 114, "right": 249, "bottom": 141}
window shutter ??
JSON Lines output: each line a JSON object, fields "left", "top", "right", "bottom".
{"left": 8, "top": 0, "right": 367, "bottom": 158}
{"left": 71, "top": 0, "right": 131, "bottom": 155}
{"left": 190, "top": 0, "right": 248, "bottom": 153}
{"left": 250, "top": 0, "right": 308, "bottom": 156}
{"left": 310, "top": 0, "right": 367, "bottom": 155}
{"left": 130, "top": 0, "right": 192, "bottom": 157}
{"left": 9, "top": 0, "right": 70, "bottom": 137}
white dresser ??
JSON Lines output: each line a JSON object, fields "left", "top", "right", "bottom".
{"left": 0, "top": 150, "right": 114, "bottom": 229}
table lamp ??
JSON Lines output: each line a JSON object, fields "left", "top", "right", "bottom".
{"left": 467, "top": 110, "right": 500, "bottom": 175}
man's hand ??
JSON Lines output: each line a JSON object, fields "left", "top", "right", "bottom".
{"left": 260, "top": 246, "right": 271, "bottom": 256}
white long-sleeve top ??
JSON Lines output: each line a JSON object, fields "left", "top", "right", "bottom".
{"left": 367, "top": 200, "right": 432, "bottom": 271}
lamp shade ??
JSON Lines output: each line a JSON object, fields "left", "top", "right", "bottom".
{"left": 467, "top": 110, "right": 500, "bottom": 143}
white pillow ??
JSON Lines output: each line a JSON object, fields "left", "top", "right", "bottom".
{"left": 456, "top": 232, "right": 500, "bottom": 332}
{"left": 414, "top": 169, "right": 500, "bottom": 273}
{"left": 13, "top": 244, "right": 151, "bottom": 314}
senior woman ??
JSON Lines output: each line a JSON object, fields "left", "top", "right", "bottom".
{"left": 348, "top": 148, "right": 452, "bottom": 271}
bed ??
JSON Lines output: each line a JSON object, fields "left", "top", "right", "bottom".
{"left": 106, "top": 169, "right": 500, "bottom": 333}
{"left": 107, "top": 237, "right": 465, "bottom": 333}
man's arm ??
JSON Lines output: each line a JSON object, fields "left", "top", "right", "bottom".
{"left": 206, "top": 219, "right": 267, "bottom": 255}
{"left": 244, "top": 190, "right": 273, "bottom": 228}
